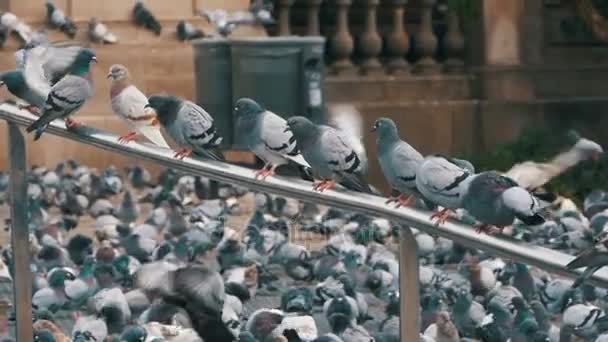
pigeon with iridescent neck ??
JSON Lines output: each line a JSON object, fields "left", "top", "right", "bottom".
{"left": 26, "top": 49, "right": 97, "bottom": 140}
{"left": 145, "top": 94, "right": 224, "bottom": 160}
{"left": 460, "top": 171, "right": 546, "bottom": 234}
{"left": 372, "top": 117, "right": 434, "bottom": 209}
{"left": 108, "top": 64, "right": 169, "bottom": 148}
{"left": 234, "top": 98, "right": 311, "bottom": 180}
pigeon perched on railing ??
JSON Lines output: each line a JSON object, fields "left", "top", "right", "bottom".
{"left": 372, "top": 117, "right": 435, "bottom": 209}
{"left": 145, "top": 95, "right": 224, "bottom": 161}
{"left": 46, "top": 0, "right": 77, "bottom": 39}
{"left": 416, "top": 155, "right": 475, "bottom": 225}
{"left": 285, "top": 116, "right": 371, "bottom": 193}
{"left": 460, "top": 171, "right": 547, "bottom": 235}
{"left": 108, "top": 64, "right": 170, "bottom": 148}
{"left": 89, "top": 18, "right": 118, "bottom": 44}
{"left": 26, "top": 49, "right": 97, "bottom": 140}
{"left": 234, "top": 98, "right": 312, "bottom": 180}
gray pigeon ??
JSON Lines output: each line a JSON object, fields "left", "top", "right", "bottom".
{"left": 415, "top": 155, "right": 474, "bottom": 225}
{"left": 145, "top": 95, "right": 224, "bottom": 161}
{"left": 460, "top": 171, "right": 546, "bottom": 234}
{"left": 46, "top": 0, "right": 77, "bottom": 38}
{"left": 26, "top": 48, "right": 97, "bottom": 140}
{"left": 234, "top": 98, "right": 310, "bottom": 179}
{"left": 286, "top": 116, "right": 371, "bottom": 193}
{"left": 372, "top": 117, "right": 433, "bottom": 209}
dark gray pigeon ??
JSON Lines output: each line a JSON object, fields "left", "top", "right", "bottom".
{"left": 461, "top": 171, "right": 546, "bottom": 234}
{"left": 146, "top": 95, "right": 224, "bottom": 161}
{"left": 133, "top": 0, "right": 162, "bottom": 36}
{"left": 286, "top": 116, "right": 371, "bottom": 193}
{"left": 176, "top": 20, "right": 205, "bottom": 41}
{"left": 26, "top": 49, "right": 96, "bottom": 140}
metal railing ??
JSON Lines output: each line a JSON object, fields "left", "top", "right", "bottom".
{"left": 1, "top": 102, "right": 607, "bottom": 342}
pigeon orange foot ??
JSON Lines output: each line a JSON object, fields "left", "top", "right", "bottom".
{"left": 254, "top": 165, "right": 276, "bottom": 180}
{"left": 474, "top": 224, "right": 504, "bottom": 235}
{"left": 313, "top": 179, "right": 336, "bottom": 192}
{"left": 19, "top": 104, "right": 40, "bottom": 115}
{"left": 430, "top": 208, "right": 452, "bottom": 225}
{"left": 65, "top": 118, "right": 82, "bottom": 129}
{"left": 386, "top": 194, "right": 416, "bottom": 208}
{"left": 173, "top": 148, "right": 192, "bottom": 159}
{"left": 118, "top": 131, "right": 138, "bottom": 144}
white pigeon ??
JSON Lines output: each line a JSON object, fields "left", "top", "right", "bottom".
{"left": 0, "top": 12, "right": 32, "bottom": 43}
{"left": 89, "top": 17, "right": 118, "bottom": 44}
{"left": 504, "top": 131, "right": 604, "bottom": 190}
{"left": 108, "top": 64, "right": 170, "bottom": 148}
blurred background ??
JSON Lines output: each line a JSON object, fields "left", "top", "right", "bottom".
{"left": 0, "top": 0, "right": 607, "bottom": 196}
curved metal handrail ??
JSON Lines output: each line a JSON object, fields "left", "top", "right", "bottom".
{"left": 1, "top": 102, "right": 606, "bottom": 341}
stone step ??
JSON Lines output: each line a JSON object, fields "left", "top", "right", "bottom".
{"left": 325, "top": 74, "right": 474, "bottom": 103}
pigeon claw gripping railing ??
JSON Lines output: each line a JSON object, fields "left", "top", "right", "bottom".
{"left": 1, "top": 103, "right": 608, "bottom": 342}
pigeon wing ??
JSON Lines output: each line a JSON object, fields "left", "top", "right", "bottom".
{"left": 320, "top": 127, "right": 363, "bottom": 175}
{"left": 22, "top": 46, "right": 52, "bottom": 102}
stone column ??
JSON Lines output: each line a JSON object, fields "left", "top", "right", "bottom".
{"left": 414, "top": 0, "right": 440, "bottom": 74}
{"left": 443, "top": 10, "right": 465, "bottom": 73}
{"left": 329, "top": 0, "right": 355, "bottom": 75}
{"left": 277, "top": 0, "right": 293, "bottom": 36}
{"left": 385, "top": 0, "right": 410, "bottom": 75}
{"left": 358, "top": 0, "right": 383, "bottom": 75}
{"left": 306, "top": 0, "right": 323, "bottom": 36}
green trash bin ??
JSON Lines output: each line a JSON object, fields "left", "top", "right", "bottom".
{"left": 192, "top": 38, "right": 233, "bottom": 147}
{"left": 230, "top": 36, "right": 325, "bottom": 148}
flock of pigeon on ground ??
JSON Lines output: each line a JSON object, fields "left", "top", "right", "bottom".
{"left": 0, "top": 0, "right": 273, "bottom": 47}
{"left": 1, "top": 2, "right": 608, "bottom": 341}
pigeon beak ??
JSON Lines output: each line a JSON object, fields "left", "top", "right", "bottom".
{"left": 91, "top": 56, "right": 98, "bottom": 63}
{"left": 370, "top": 126, "right": 377, "bottom": 133}
{"left": 284, "top": 127, "right": 290, "bottom": 133}
{"left": 0, "top": 81, "right": 4, "bottom": 88}
{"left": 106, "top": 73, "right": 113, "bottom": 79}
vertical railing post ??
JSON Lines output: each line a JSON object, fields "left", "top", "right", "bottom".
{"left": 8, "top": 123, "right": 33, "bottom": 342}
{"left": 399, "top": 226, "right": 420, "bottom": 341}
{"left": 386, "top": 0, "right": 410, "bottom": 75}
{"left": 414, "top": 0, "right": 440, "bottom": 74}
{"left": 443, "top": 9, "right": 465, "bottom": 73}
{"left": 358, "top": 0, "right": 383, "bottom": 75}
{"left": 277, "top": 0, "right": 294, "bottom": 36}
{"left": 329, "top": 0, "right": 356, "bottom": 75}
{"left": 306, "top": 0, "right": 323, "bottom": 36}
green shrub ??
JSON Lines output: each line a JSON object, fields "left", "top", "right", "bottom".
{"left": 460, "top": 127, "right": 608, "bottom": 205}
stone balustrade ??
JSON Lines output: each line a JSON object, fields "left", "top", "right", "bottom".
{"left": 273, "top": 0, "right": 467, "bottom": 75}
